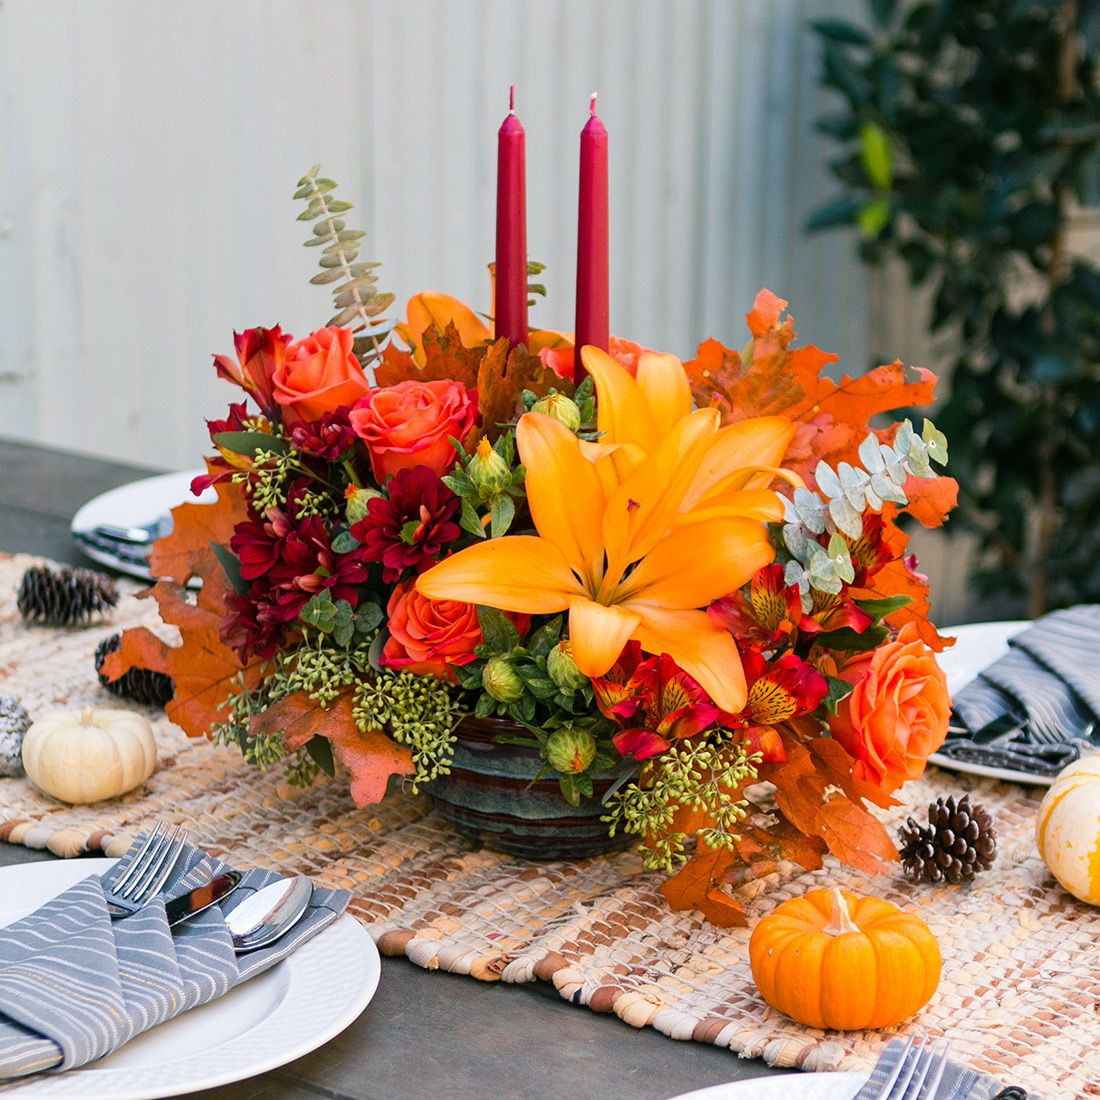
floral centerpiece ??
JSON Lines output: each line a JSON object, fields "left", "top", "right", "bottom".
{"left": 105, "top": 166, "right": 957, "bottom": 925}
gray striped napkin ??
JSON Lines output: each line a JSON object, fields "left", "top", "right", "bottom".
{"left": 945, "top": 605, "right": 1100, "bottom": 776}
{"left": 0, "top": 836, "right": 350, "bottom": 1080}
{"left": 854, "top": 1038, "right": 1032, "bottom": 1100}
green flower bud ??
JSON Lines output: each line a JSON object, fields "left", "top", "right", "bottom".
{"left": 546, "top": 728, "right": 597, "bottom": 775}
{"left": 467, "top": 438, "right": 512, "bottom": 498}
{"left": 531, "top": 393, "right": 582, "bottom": 433}
{"left": 482, "top": 655, "right": 525, "bottom": 703}
{"left": 546, "top": 640, "right": 588, "bottom": 692}
{"left": 345, "top": 486, "right": 383, "bottom": 524}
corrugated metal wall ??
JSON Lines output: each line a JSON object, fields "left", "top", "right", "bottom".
{"left": 0, "top": 0, "right": 867, "bottom": 469}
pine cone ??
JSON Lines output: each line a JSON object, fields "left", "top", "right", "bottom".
{"left": 17, "top": 565, "right": 119, "bottom": 626}
{"left": 95, "top": 633, "right": 174, "bottom": 708}
{"left": 898, "top": 794, "right": 997, "bottom": 884}
{"left": 0, "top": 695, "right": 32, "bottom": 778}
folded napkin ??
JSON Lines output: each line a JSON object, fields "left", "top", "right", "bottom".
{"left": 945, "top": 605, "right": 1100, "bottom": 775}
{"left": 854, "top": 1038, "right": 1035, "bottom": 1100}
{"left": 0, "top": 836, "right": 350, "bottom": 1080}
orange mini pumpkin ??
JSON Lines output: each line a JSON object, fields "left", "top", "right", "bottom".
{"left": 749, "top": 887, "right": 941, "bottom": 1030}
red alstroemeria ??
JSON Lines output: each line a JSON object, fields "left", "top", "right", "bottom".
{"left": 798, "top": 589, "right": 874, "bottom": 636}
{"left": 738, "top": 649, "right": 829, "bottom": 727}
{"left": 843, "top": 514, "right": 894, "bottom": 585}
{"left": 207, "top": 400, "right": 251, "bottom": 441}
{"left": 213, "top": 326, "right": 289, "bottom": 421}
{"left": 287, "top": 406, "right": 358, "bottom": 461}
{"left": 351, "top": 465, "right": 462, "bottom": 583}
{"left": 708, "top": 563, "right": 804, "bottom": 646}
{"left": 593, "top": 647, "right": 722, "bottom": 762}
{"left": 742, "top": 725, "right": 787, "bottom": 765}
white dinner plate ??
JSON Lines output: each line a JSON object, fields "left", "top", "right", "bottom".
{"left": 0, "top": 859, "right": 380, "bottom": 1098}
{"left": 926, "top": 619, "right": 1059, "bottom": 786}
{"left": 666, "top": 1071, "right": 867, "bottom": 1100}
{"left": 70, "top": 471, "right": 212, "bottom": 581}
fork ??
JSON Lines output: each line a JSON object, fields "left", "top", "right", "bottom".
{"left": 103, "top": 822, "right": 188, "bottom": 920}
{"left": 871, "top": 1033, "right": 951, "bottom": 1099}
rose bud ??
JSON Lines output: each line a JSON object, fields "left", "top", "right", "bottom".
{"left": 546, "top": 728, "right": 597, "bottom": 775}
{"left": 467, "top": 438, "right": 512, "bottom": 499}
{"left": 482, "top": 655, "right": 525, "bottom": 703}
{"left": 531, "top": 393, "right": 582, "bottom": 433}
{"left": 546, "top": 640, "right": 588, "bottom": 692}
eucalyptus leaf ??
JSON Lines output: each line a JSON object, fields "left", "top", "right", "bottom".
{"left": 212, "top": 431, "right": 288, "bottom": 458}
{"left": 305, "top": 736, "right": 336, "bottom": 777}
{"left": 210, "top": 542, "right": 248, "bottom": 596}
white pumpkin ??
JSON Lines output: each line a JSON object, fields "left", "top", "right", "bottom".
{"left": 21, "top": 708, "right": 157, "bottom": 804}
{"left": 1036, "top": 753, "right": 1100, "bottom": 906}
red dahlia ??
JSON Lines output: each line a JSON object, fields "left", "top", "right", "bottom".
{"left": 350, "top": 465, "right": 461, "bottom": 583}
{"left": 287, "top": 406, "right": 358, "bottom": 460}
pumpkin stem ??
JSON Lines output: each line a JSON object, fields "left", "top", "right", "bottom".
{"left": 80, "top": 708, "right": 95, "bottom": 726}
{"left": 822, "top": 887, "right": 860, "bottom": 936}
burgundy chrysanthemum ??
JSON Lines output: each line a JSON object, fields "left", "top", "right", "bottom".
{"left": 350, "top": 465, "right": 461, "bottom": 583}
{"left": 222, "top": 485, "right": 370, "bottom": 658}
{"left": 287, "top": 406, "right": 358, "bottom": 461}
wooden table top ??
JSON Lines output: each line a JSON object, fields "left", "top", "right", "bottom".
{"left": 0, "top": 437, "right": 790, "bottom": 1100}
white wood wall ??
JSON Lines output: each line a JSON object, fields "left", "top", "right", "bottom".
{"left": 0, "top": 0, "right": 867, "bottom": 470}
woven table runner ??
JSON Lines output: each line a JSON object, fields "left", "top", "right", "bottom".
{"left": 0, "top": 553, "right": 1096, "bottom": 1097}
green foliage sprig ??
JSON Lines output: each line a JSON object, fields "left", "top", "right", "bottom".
{"left": 603, "top": 733, "right": 759, "bottom": 872}
{"left": 443, "top": 431, "right": 526, "bottom": 539}
{"left": 810, "top": 1, "right": 1100, "bottom": 612}
{"left": 295, "top": 165, "right": 395, "bottom": 382}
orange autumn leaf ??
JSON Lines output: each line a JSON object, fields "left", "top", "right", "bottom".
{"left": 101, "top": 547, "right": 262, "bottom": 739}
{"left": 760, "top": 733, "right": 898, "bottom": 876}
{"left": 660, "top": 844, "right": 748, "bottom": 927}
{"left": 374, "top": 321, "right": 483, "bottom": 390}
{"left": 476, "top": 342, "right": 571, "bottom": 442}
{"left": 150, "top": 460, "right": 252, "bottom": 586}
{"left": 251, "top": 691, "right": 414, "bottom": 807}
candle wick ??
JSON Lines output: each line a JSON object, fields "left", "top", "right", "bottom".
{"left": 589, "top": 92, "right": 598, "bottom": 116}
{"left": 509, "top": 84, "right": 516, "bottom": 113}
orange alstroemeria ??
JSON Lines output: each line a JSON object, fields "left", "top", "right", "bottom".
{"left": 394, "top": 292, "right": 491, "bottom": 368}
{"left": 417, "top": 352, "right": 799, "bottom": 711}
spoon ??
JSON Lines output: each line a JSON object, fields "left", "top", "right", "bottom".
{"left": 224, "top": 875, "right": 314, "bottom": 954}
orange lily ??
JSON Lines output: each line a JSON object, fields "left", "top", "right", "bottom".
{"left": 417, "top": 401, "right": 791, "bottom": 711}
{"left": 394, "top": 292, "right": 491, "bottom": 368}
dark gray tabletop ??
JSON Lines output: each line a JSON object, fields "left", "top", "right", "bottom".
{"left": 0, "top": 437, "right": 790, "bottom": 1100}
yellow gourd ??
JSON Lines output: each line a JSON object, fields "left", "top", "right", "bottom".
{"left": 21, "top": 708, "right": 157, "bottom": 804}
{"left": 1036, "top": 753, "right": 1100, "bottom": 906}
{"left": 749, "top": 887, "right": 941, "bottom": 1030}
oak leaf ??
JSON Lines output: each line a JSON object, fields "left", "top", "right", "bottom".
{"left": 660, "top": 844, "right": 747, "bottom": 927}
{"left": 761, "top": 734, "right": 898, "bottom": 876}
{"left": 101, "top": 548, "right": 262, "bottom": 739}
{"left": 251, "top": 690, "right": 414, "bottom": 807}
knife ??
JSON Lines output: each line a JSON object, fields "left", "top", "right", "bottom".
{"left": 164, "top": 870, "right": 243, "bottom": 927}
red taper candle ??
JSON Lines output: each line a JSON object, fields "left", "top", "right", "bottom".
{"left": 495, "top": 85, "right": 528, "bottom": 350}
{"left": 574, "top": 93, "right": 610, "bottom": 381}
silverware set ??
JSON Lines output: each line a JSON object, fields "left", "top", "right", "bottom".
{"left": 868, "top": 1033, "right": 950, "bottom": 1100}
{"left": 102, "top": 820, "right": 313, "bottom": 953}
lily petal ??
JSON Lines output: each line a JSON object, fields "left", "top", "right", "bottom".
{"left": 669, "top": 490, "right": 786, "bottom": 525}
{"left": 517, "top": 413, "right": 606, "bottom": 588}
{"left": 682, "top": 417, "right": 796, "bottom": 510}
{"left": 416, "top": 536, "right": 579, "bottom": 614}
{"left": 616, "top": 517, "right": 775, "bottom": 607}
{"left": 581, "top": 346, "right": 657, "bottom": 450}
{"left": 635, "top": 352, "right": 693, "bottom": 440}
{"left": 601, "top": 407, "right": 721, "bottom": 584}
{"left": 568, "top": 598, "right": 641, "bottom": 677}
{"left": 630, "top": 604, "right": 749, "bottom": 713}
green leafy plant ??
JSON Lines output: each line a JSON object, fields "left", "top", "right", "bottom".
{"left": 295, "top": 165, "right": 395, "bottom": 381}
{"left": 810, "top": 0, "right": 1100, "bottom": 612}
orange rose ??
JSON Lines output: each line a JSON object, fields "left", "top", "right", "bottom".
{"left": 538, "top": 336, "right": 648, "bottom": 381}
{"left": 350, "top": 379, "right": 477, "bottom": 482}
{"left": 380, "top": 581, "right": 482, "bottom": 679}
{"left": 828, "top": 623, "right": 950, "bottom": 793}
{"left": 272, "top": 326, "right": 370, "bottom": 422}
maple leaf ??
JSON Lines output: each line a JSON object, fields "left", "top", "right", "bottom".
{"left": 726, "top": 814, "right": 827, "bottom": 883}
{"left": 150, "top": 460, "right": 252, "bottom": 585}
{"left": 253, "top": 690, "right": 414, "bottom": 806}
{"left": 660, "top": 844, "right": 747, "bottom": 927}
{"left": 475, "top": 341, "right": 568, "bottom": 442}
{"left": 101, "top": 548, "right": 262, "bottom": 739}
{"left": 760, "top": 733, "right": 898, "bottom": 876}
{"left": 100, "top": 472, "right": 261, "bottom": 739}
{"left": 374, "top": 322, "right": 483, "bottom": 390}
